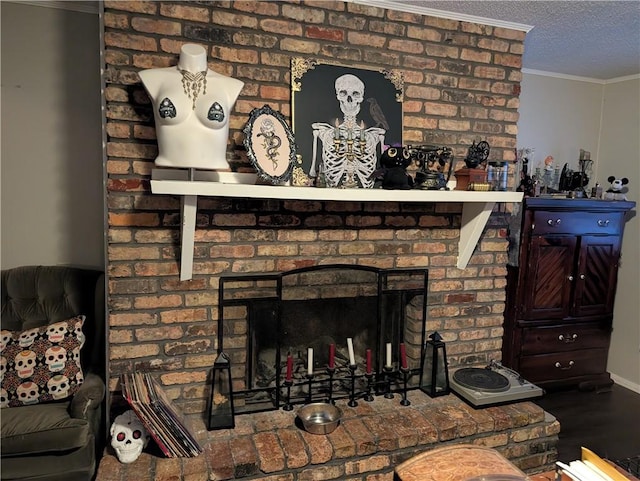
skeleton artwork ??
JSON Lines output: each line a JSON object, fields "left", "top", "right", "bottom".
{"left": 310, "top": 74, "right": 385, "bottom": 188}
{"left": 110, "top": 410, "right": 150, "bottom": 464}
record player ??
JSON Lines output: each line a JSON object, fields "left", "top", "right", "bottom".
{"left": 450, "top": 360, "right": 544, "bottom": 408}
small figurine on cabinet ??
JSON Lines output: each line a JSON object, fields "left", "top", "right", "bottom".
{"left": 371, "top": 146, "right": 414, "bottom": 190}
{"left": 603, "top": 176, "right": 629, "bottom": 201}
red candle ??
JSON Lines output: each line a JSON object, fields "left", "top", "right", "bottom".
{"left": 285, "top": 353, "right": 293, "bottom": 381}
{"left": 328, "top": 343, "right": 335, "bottom": 369}
{"left": 400, "top": 343, "right": 408, "bottom": 369}
{"left": 366, "top": 348, "right": 372, "bottom": 374}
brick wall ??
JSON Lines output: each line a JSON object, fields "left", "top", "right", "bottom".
{"left": 103, "top": 0, "right": 525, "bottom": 415}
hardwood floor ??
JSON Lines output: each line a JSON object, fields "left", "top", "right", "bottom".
{"left": 534, "top": 383, "right": 640, "bottom": 465}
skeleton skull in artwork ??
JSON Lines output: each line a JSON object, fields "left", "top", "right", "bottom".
{"left": 110, "top": 410, "right": 150, "bottom": 463}
{"left": 335, "top": 74, "right": 364, "bottom": 118}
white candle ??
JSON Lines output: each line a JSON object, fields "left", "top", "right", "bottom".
{"left": 307, "top": 347, "right": 314, "bottom": 375}
{"left": 385, "top": 342, "right": 392, "bottom": 368}
{"left": 347, "top": 338, "right": 355, "bottom": 366}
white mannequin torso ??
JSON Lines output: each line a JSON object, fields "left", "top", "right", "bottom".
{"left": 139, "top": 44, "right": 244, "bottom": 170}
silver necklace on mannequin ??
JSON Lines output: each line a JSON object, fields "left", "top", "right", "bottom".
{"left": 179, "top": 69, "right": 207, "bottom": 110}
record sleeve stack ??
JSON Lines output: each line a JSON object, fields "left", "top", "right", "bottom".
{"left": 121, "top": 372, "right": 202, "bottom": 458}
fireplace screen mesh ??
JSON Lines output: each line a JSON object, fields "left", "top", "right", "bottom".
{"left": 217, "top": 264, "right": 428, "bottom": 414}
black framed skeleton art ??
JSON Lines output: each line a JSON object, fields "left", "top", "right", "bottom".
{"left": 291, "top": 58, "right": 403, "bottom": 188}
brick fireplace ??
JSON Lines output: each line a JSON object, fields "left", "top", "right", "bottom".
{"left": 100, "top": 1, "right": 559, "bottom": 478}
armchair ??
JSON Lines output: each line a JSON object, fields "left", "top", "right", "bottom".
{"left": 1, "top": 265, "right": 106, "bottom": 481}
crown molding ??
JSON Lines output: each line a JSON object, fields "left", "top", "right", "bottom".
{"left": 521, "top": 68, "right": 606, "bottom": 84}
{"left": 6, "top": 1, "right": 99, "bottom": 15}
{"left": 605, "top": 73, "right": 640, "bottom": 85}
{"left": 350, "top": 0, "right": 533, "bottom": 32}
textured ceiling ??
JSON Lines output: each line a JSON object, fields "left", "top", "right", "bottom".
{"left": 383, "top": 0, "right": 640, "bottom": 80}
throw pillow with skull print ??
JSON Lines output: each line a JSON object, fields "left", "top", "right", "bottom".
{"left": 0, "top": 315, "right": 86, "bottom": 407}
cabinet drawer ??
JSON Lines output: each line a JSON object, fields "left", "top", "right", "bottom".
{"left": 531, "top": 211, "right": 623, "bottom": 235}
{"left": 519, "top": 349, "right": 608, "bottom": 383}
{"left": 521, "top": 325, "right": 610, "bottom": 355}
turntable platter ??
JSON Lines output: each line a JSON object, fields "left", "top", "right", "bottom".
{"left": 453, "top": 368, "right": 510, "bottom": 393}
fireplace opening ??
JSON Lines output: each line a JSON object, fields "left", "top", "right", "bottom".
{"left": 217, "top": 265, "right": 428, "bottom": 415}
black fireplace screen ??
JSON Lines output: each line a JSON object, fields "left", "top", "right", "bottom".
{"left": 216, "top": 264, "right": 428, "bottom": 414}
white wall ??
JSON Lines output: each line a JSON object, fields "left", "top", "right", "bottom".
{"left": 0, "top": 2, "right": 104, "bottom": 270}
{"left": 599, "top": 78, "right": 640, "bottom": 391}
{"left": 518, "top": 72, "right": 640, "bottom": 390}
{"left": 517, "top": 74, "right": 604, "bottom": 176}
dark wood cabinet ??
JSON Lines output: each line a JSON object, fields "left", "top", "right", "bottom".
{"left": 503, "top": 198, "right": 635, "bottom": 389}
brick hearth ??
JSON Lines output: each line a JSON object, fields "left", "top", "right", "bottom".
{"left": 96, "top": 392, "right": 559, "bottom": 481}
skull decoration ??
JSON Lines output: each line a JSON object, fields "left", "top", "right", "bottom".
{"left": 17, "top": 381, "right": 39, "bottom": 404}
{"left": 19, "top": 328, "right": 39, "bottom": 348}
{"left": 1, "top": 331, "right": 11, "bottom": 351}
{"left": 15, "top": 350, "right": 37, "bottom": 378}
{"left": 45, "top": 346, "right": 67, "bottom": 372}
{"left": 0, "top": 388, "right": 8, "bottom": 408}
{"left": 46, "top": 323, "right": 67, "bottom": 343}
{"left": 110, "top": 410, "right": 150, "bottom": 464}
{"left": 0, "top": 356, "right": 6, "bottom": 381}
{"left": 335, "top": 74, "right": 364, "bottom": 118}
{"left": 47, "top": 374, "right": 70, "bottom": 400}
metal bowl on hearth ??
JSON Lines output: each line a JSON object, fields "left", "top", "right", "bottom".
{"left": 297, "top": 402, "right": 342, "bottom": 435}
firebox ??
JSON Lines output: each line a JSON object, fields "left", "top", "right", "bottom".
{"left": 216, "top": 264, "right": 428, "bottom": 415}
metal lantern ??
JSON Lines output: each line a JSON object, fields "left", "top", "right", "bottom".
{"left": 420, "top": 331, "right": 450, "bottom": 397}
{"left": 208, "top": 352, "right": 235, "bottom": 430}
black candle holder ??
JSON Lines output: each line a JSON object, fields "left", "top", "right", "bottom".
{"left": 383, "top": 365, "right": 395, "bottom": 399}
{"left": 399, "top": 367, "right": 411, "bottom": 406}
{"left": 282, "top": 379, "right": 293, "bottom": 411}
{"left": 364, "top": 372, "right": 374, "bottom": 402}
{"left": 306, "top": 373, "right": 314, "bottom": 404}
{"left": 326, "top": 366, "right": 336, "bottom": 404}
{"left": 348, "top": 364, "right": 358, "bottom": 407}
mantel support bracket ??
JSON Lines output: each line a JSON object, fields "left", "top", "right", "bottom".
{"left": 457, "top": 201, "right": 496, "bottom": 269}
{"left": 180, "top": 195, "right": 197, "bottom": 281}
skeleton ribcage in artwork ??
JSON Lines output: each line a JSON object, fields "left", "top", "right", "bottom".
{"left": 315, "top": 126, "right": 384, "bottom": 188}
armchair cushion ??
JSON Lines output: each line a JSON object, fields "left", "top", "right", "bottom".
{"left": 1, "top": 316, "right": 86, "bottom": 407}
{"left": 1, "top": 402, "right": 91, "bottom": 456}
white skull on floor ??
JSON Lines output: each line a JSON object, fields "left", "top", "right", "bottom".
{"left": 110, "top": 410, "right": 149, "bottom": 463}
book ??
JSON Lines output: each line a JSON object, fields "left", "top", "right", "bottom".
{"left": 555, "top": 447, "right": 639, "bottom": 481}
{"left": 121, "top": 372, "right": 202, "bottom": 458}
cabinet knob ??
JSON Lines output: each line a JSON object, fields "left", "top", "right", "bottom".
{"left": 547, "top": 218, "right": 561, "bottom": 226}
{"left": 580, "top": 274, "right": 585, "bottom": 280}
{"left": 554, "top": 360, "right": 575, "bottom": 370}
{"left": 597, "top": 219, "right": 610, "bottom": 227}
{"left": 568, "top": 275, "right": 574, "bottom": 281}
{"left": 558, "top": 334, "right": 578, "bottom": 343}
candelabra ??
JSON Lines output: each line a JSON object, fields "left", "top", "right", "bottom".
{"left": 347, "top": 364, "right": 358, "bottom": 407}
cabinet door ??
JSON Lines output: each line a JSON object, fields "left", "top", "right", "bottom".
{"left": 522, "top": 235, "right": 576, "bottom": 320}
{"left": 573, "top": 235, "right": 621, "bottom": 317}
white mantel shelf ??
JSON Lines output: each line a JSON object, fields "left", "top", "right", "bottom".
{"left": 150, "top": 170, "right": 523, "bottom": 280}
